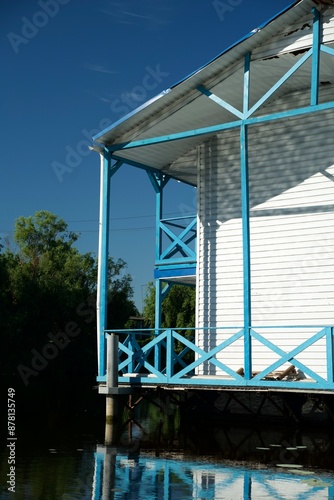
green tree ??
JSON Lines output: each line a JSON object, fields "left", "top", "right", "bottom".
{"left": 0, "top": 211, "right": 137, "bottom": 419}
{"left": 143, "top": 282, "right": 195, "bottom": 329}
{"left": 143, "top": 282, "right": 196, "bottom": 363}
{"left": 14, "top": 210, "right": 78, "bottom": 263}
{"left": 107, "top": 257, "right": 138, "bottom": 329}
{"left": 4, "top": 211, "right": 96, "bottom": 341}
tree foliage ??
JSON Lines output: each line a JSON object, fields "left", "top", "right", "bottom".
{"left": 143, "top": 282, "right": 196, "bottom": 329}
{"left": 143, "top": 282, "right": 196, "bottom": 362}
{"left": 1, "top": 211, "right": 138, "bottom": 419}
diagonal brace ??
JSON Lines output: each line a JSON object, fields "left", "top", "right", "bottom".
{"left": 197, "top": 85, "right": 244, "bottom": 119}
{"left": 160, "top": 219, "right": 197, "bottom": 259}
{"left": 246, "top": 48, "right": 312, "bottom": 118}
{"left": 251, "top": 328, "right": 327, "bottom": 383}
{"left": 172, "top": 330, "right": 245, "bottom": 380}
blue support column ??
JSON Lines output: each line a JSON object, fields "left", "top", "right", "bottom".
{"left": 154, "top": 279, "right": 164, "bottom": 372}
{"left": 147, "top": 171, "right": 170, "bottom": 265}
{"left": 147, "top": 171, "right": 170, "bottom": 371}
{"left": 153, "top": 174, "right": 163, "bottom": 369}
{"left": 241, "top": 53, "right": 252, "bottom": 379}
{"left": 147, "top": 171, "right": 170, "bottom": 328}
{"left": 166, "top": 328, "right": 173, "bottom": 380}
{"left": 155, "top": 278, "right": 163, "bottom": 328}
{"left": 311, "top": 7, "right": 321, "bottom": 106}
{"left": 97, "top": 154, "right": 122, "bottom": 379}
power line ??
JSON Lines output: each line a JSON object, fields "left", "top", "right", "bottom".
{"left": 68, "top": 226, "right": 156, "bottom": 233}
{"left": 0, "top": 211, "right": 195, "bottom": 234}
{"left": 66, "top": 211, "right": 183, "bottom": 224}
{"left": 0, "top": 226, "right": 156, "bottom": 234}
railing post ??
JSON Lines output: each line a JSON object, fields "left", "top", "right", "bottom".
{"left": 166, "top": 329, "right": 173, "bottom": 381}
{"left": 107, "top": 333, "right": 119, "bottom": 389}
{"left": 128, "top": 332, "right": 136, "bottom": 373}
{"left": 327, "top": 327, "right": 334, "bottom": 384}
{"left": 154, "top": 279, "right": 162, "bottom": 371}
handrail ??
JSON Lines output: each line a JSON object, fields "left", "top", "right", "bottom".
{"left": 105, "top": 325, "right": 330, "bottom": 335}
{"left": 100, "top": 325, "right": 334, "bottom": 391}
{"left": 161, "top": 215, "right": 196, "bottom": 223}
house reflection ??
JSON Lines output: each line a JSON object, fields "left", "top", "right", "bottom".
{"left": 93, "top": 445, "right": 334, "bottom": 500}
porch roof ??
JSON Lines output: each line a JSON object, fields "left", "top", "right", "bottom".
{"left": 92, "top": 0, "right": 333, "bottom": 186}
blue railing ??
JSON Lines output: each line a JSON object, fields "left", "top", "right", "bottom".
{"left": 98, "top": 326, "right": 334, "bottom": 391}
{"left": 157, "top": 215, "right": 196, "bottom": 266}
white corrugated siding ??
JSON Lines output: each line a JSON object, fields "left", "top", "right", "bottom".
{"left": 253, "top": 8, "right": 334, "bottom": 60}
{"left": 196, "top": 85, "right": 334, "bottom": 378}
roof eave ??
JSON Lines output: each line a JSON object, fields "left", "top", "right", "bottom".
{"left": 92, "top": 0, "right": 302, "bottom": 148}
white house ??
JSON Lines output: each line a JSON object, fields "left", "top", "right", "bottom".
{"left": 94, "top": 0, "right": 334, "bottom": 388}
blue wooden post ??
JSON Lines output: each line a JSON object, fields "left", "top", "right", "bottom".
{"left": 97, "top": 153, "right": 122, "bottom": 379}
{"left": 155, "top": 174, "right": 163, "bottom": 334}
{"left": 327, "top": 327, "right": 334, "bottom": 384}
{"left": 97, "top": 152, "right": 111, "bottom": 379}
{"left": 155, "top": 278, "right": 163, "bottom": 329}
{"left": 156, "top": 176, "right": 163, "bottom": 266}
{"left": 241, "top": 53, "right": 252, "bottom": 379}
{"left": 147, "top": 171, "right": 170, "bottom": 371}
{"left": 166, "top": 329, "right": 173, "bottom": 380}
{"left": 155, "top": 175, "right": 163, "bottom": 371}
{"left": 311, "top": 7, "right": 321, "bottom": 106}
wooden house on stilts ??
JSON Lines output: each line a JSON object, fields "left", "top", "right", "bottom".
{"left": 92, "top": 0, "right": 334, "bottom": 395}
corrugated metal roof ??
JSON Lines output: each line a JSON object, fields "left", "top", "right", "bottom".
{"left": 92, "top": 0, "right": 334, "bottom": 185}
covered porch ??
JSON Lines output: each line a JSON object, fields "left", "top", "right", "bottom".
{"left": 92, "top": 0, "right": 334, "bottom": 395}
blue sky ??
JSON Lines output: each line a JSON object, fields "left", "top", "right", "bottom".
{"left": 1, "top": 0, "right": 294, "bottom": 310}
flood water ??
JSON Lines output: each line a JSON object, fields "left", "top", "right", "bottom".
{"left": 2, "top": 415, "right": 334, "bottom": 499}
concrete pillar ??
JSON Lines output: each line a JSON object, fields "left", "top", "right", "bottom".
{"left": 105, "top": 397, "right": 119, "bottom": 445}
{"left": 105, "top": 333, "right": 119, "bottom": 445}
{"left": 107, "top": 333, "right": 119, "bottom": 389}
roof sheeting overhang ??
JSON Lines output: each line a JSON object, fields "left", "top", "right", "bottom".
{"left": 93, "top": 0, "right": 334, "bottom": 186}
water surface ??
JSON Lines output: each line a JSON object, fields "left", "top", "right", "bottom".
{"left": 2, "top": 430, "right": 334, "bottom": 499}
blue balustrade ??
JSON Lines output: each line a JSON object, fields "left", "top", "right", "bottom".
{"left": 97, "top": 326, "right": 334, "bottom": 392}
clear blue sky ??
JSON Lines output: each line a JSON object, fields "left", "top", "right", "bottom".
{"left": 1, "top": 0, "right": 294, "bottom": 310}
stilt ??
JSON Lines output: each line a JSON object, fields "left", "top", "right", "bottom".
{"left": 105, "top": 333, "right": 120, "bottom": 445}
{"left": 105, "top": 397, "right": 119, "bottom": 445}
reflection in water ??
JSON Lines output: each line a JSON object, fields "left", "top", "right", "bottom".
{"left": 118, "top": 399, "right": 334, "bottom": 470}
{"left": 2, "top": 402, "right": 334, "bottom": 499}
{"left": 93, "top": 447, "right": 334, "bottom": 500}
{"left": 1, "top": 437, "right": 334, "bottom": 499}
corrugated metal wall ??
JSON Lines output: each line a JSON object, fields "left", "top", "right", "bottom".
{"left": 196, "top": 87, "right": 334, "bottom": 376}
{"left": 253, "top": 8, "right": 334, "bottom": 60}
